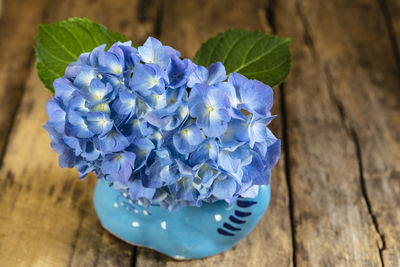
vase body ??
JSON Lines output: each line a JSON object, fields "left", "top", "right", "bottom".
{"left": 93, "top": 179, "right": 270, "bottom": 260}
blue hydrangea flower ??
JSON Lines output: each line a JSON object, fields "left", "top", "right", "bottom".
{"left": 102, "top": 152, "right": 136, "bottom": 183}
{"left": 188, "top": 84, "right": 231, "bottom": 137}
{"left": 138, "top": 37, "right": 180, "bottom": 69}
{"left": 187, "top": 62, "right": 226, "bottom": 87}
{"left": 129, "top": 63, "right": 169, "bottom": 96}
{"left": 43, "top": 37, "right": 281, "bottom": 211}
{"left": 226, "top": 72, "right": 274, "bottom": 118}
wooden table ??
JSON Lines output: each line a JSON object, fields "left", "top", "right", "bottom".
{"left": 0, "top": 0, "right": 399, "bottom": 266}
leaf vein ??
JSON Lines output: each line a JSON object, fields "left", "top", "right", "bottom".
{"left": 207, "top": 34, "right": 225, "bottom": 65}
{"left": 240, "top": 59, "right": 289, "bottom": 75}
{"left": 232, "top": 39, "right": 289, "bottom": 73}
{"left": 242, "top": 35, "right": 266, "bottom": 67}
{"left": 62, "top": 25, "right": 85, "bottom": 52}
{"left": 39, "top": 47, "right": 73, "bottom": 64}
{"left": 40, "top": 26, "right": 79, "bottom": 59}
{"left": 221, "top": 33, "right": 249, "bottom": 65}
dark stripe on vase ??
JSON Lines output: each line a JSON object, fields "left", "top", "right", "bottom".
{"left": 229, "top": 216, "right": 246, "bottom": 224}
{"left": 235, "top": 210, "right": 252, "bottom": 217}
{"left": 217, "top": 228, "right": 235, "bottom": 236}
{"left": 236, "top": 200, "right": 257, "bottom": 208}
{"left": 223, "top": 222, "right": 241, "bottom": 231}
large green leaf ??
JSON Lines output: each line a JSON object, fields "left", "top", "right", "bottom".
{"left": 193, "top": 29, "right": 291, "bottom": 87}
{"left": 35, "top": 18, "right": 128, "bottom": 92}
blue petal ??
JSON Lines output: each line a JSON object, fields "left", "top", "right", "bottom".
{"left": 266, "top": 139, "right": 281, "bottom": 169}
{"left": 239, "top": 79, "right": 273, "bottom": 117}
{"left": 188, "top": 84, "right": 231, "bottom": 137}
{"left": 44, "top": 124, "right": 76, "bottom": 168}
{"left": 127, "top": 137, "right": 155, "bottom": 169}
{"left": 187, "top": 65, "right": 208, "bottom": 88}
{"left": 64, "top": 62, "right": 82, "bottom": 80}
{"left": 248, "top": 117, "right": 275, "bottom": 148}
{"left": 142, "top": 91, "right": 168, "bottom": 109}
{"left": 189, "top": 139, "right": 219, "bottom": 165}
{"left": 215, "top": 82, "right": 247, "bottom": 120}
{"left": 206, "top": 62, "right": 227, "bottom": 85}
{"left": 76, "top": 159, "right": 95, "bottom": 180}
{"left": 195, "top": 161, "right": 220, "bottom": 185}
{"left": 89, "top": 102, "right": 111, "bottom": 114}
{"left": 95, "top": 127, "right": 129, "bottom": 154}
{"left": 46, "top": 98, "right": 66, "bottom": 133}
{"left": 129, "top": 64, "right": 167, "bottom": 96}
{"left": 65, "top": 110, "right": 94, "bottom": 138}
{"left": 147, "top": 130, "right": 163, "bottom": 148}
{"left": 172, "top": 124, "right": 203, "bottom": 154}
{"left": 121, "top": 118, "right": 154, "bottom": 142}
{"left": 112, "top": 90, "right": 136, "bottom": 115}
{"left": 175, "top": 159, "right": 194, "bottom": 176}
{"left": 86, "top": 112, "right": 113, "bottom": 136}
{"left": 58, "top": 149, "right": 76, "bottom": 168}
{"left": 215, "top": 82, "right": 238, "bottom": 106}
{"left": 239, "top": 185, "right": 259, "bottom": 198}
{"left": 63, "top": 135, "right": 83, "bottom": 156}
{"left": 201, "top": 121, "right": 228, "bottom": 138}
{"left": 100, "top": 73, "right": 123, "bottom": 90}
{"left": 164, "top": 104, "right": 189, "bottom": 131}
{"left": 144, "top": 109, "right": 172, "bottom": 129}
{"left": 218, "top": 149, "right": 241, "bottom": 174}
{"left": 73, "top": 65, "right": 97, "bottom": 89}
{"left": 220, "top": 118, "right": 249, "bottom": 148}
{"left": 189, "top": 100, "right": 208, "bottom": 121}
{"left": 164, "top": 86, "right": 187, "bottom": 113}
{"left": 80, "top": 79, "right": 111, "bottom": 104}
{"left": 211, "top": 174, "right": 237, "bottom": 203}
{"left": 207, "top": 89, "right": 231, "bottom": 109}
{"left": 53, "top": 78, "right": 77, "bottom": 107}
{"left": 102, "top": 152, "right": 136, "bottom": 183}
{"left": 129, "top": 179, "right": 156, "bottom": 200}
{"left": 98, "top": 51, "right": 123, "bottom": 75}
{"left": 145, "top": 158, "right": 175, "bottom": 187}
{"left": 187, "top": 62, "right": 226, "bottom": 87}
{"left": 108, "top": 42, "right": 126, "bottom": 64}
{"left": 138, "top": 37, "right": 180, "bottom": 69}
{"left": 88, "top": 44, "right": 106, "bottom": 66}
{"left": 68, "top": 91, "right": 90, "bottom": 113}
{"left": 241, "top": 152, "right": 267, "bottom": 185}
{"left": 82, "top": 141, "right": 100, "bottom": 161}
{"left": 167, "top": 55, "right": 195, "bottom": 88}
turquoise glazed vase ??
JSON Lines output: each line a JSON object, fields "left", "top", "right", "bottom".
{"left": 93, "top": 179, "right": 271, "bottom": 260}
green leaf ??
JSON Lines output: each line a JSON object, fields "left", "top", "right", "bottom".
{"left": 193, "top": 29, "right": 291, "bottom": 87}
{"left": 35, "top": 17, "right": 129, "bottom": 92}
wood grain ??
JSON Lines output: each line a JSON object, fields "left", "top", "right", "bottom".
{"left": 297, "top": 0, "right": 400, "bottom": 265}
{"left": 134, "top": 0, "right": 294, "bottom": 266}
{"left": 0, "top": 0, "right": 161, "bottom": 266}
{"left": 274, "top": 0, "right": 400, "bottom": 266}
{"left": 0, "top": 0, "right": 48, "bottom": 164}
{"left": 383, "top": 0, "right": 400, "bottom": 72}
{"left": 0, "top": 0, "right": 399, "bottom": 266}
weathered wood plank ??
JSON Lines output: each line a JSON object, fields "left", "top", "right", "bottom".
{"left": 382, "top": 0, "right": 400, "bottom": 71}
{"left": 294, "top": 0, "right": 400, "bottom": 265}
{"left": 0, "top": 0, "right": 161, "bottom": 266}
{"left": 46, "top": 0, "right": 161, "bottom": 45}
{"left": 0, "top": 0, "right": 48, "bottom": 163}
{"left": 274, "top": 0, "right": 400, "bottom": 265}
{"left": 0, "top": 0, "right": 3, "bottom": 18}
{"left": 134, "top": 0, "right": 293, "bottom": 266}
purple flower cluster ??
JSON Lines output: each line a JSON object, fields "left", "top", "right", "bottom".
{"left": 44, "top": 37, "right": 281, "bottom": 211}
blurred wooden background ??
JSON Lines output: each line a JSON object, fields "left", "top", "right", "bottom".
{"left": 0, "top": 0, "right": 399, "bottom": 266}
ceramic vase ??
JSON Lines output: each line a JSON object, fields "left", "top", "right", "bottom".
{"left": 93, "top": 179, "right": 270, "bottom": 260}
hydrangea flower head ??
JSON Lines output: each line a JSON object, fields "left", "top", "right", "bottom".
{"left": 44, "top": 38, "right": 281, "bottom": 211}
